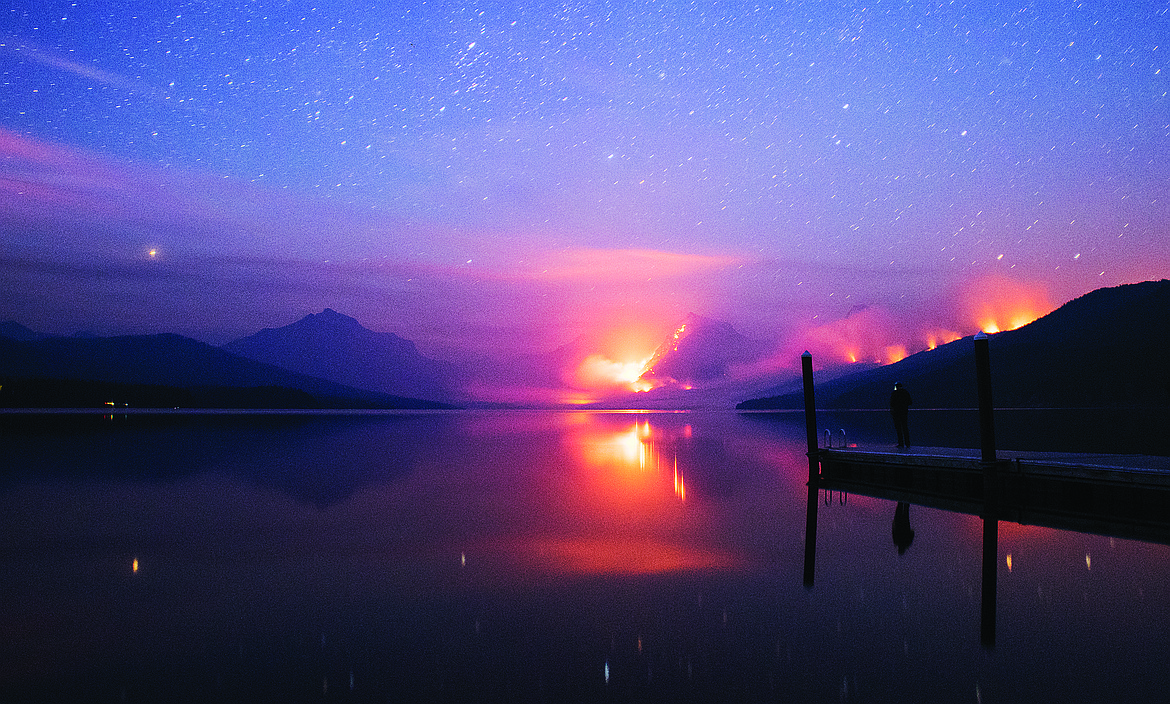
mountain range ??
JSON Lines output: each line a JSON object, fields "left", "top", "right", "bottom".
{"left": 639, "top": 312, "right": 769, "bottom": 388}
{"left": 3, "top": 279, "right": 1167, "bottom": 410}
{"left": 223, "top": 308, "right": 460, "bottom": 403}
{"left": 738, "top": 279, "right": 1170, "bottom": 410}
{"left": 0, "top": 318, "right": 454, "bottom": 409}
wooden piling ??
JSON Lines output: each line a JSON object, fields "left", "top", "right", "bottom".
{"left": 801, "top": 351, "right": 819, "bottom": 587}
{"left": 801, "top": 351, "right": 819, "bottom": 482}
{"left": 974, "top": 332, "right": 997, "bottom": 464}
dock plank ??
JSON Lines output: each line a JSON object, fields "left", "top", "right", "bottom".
{"left": 815, "top": 445, "right": 1170, "bottom": 545}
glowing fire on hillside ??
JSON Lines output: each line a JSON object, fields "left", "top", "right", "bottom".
{"left": 796, "top": 277, "right": 1055, "bottom": 370}
{"left": 925, "top": 329, "right": 963, "bottom": 350}
{"left": 566, "top": 321, "right": 694, "bottom": 396}
{"left": 555, "top": 276, "right": 1057, "bottom": 403}
{"left": 573, "top": 354, "right": 656, "bottom": 392}
{"left": 962, "top": 275, "right": 1052, "bottom": 335}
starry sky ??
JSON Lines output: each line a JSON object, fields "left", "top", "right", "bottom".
{"left": 2, "top": 1, "right": 1168, "bottom": 400}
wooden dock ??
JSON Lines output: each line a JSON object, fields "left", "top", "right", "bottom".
{"left": 816, "top": 445, "right": 1170, "bottom": 545}
{"left": 793, "top": 341, "right": 1170, "bottom": 546}
{"left": 794, "top": 343, "right": 1170, "bottom": 648}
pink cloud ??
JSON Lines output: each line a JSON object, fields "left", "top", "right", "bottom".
{"left": 512, "top": 248, "right": 745, "bottom": 281}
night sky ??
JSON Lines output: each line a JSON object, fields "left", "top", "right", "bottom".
{"left": 2, "top": 2, "right": 1167, "bottom": 401}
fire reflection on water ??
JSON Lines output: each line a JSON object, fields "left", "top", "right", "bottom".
{"left": 575, "top": 418, "right": 688, "bottom": 504}
{"left": 8, "top": 411, "right": 1170, "bottom": 702}
{"left": 476, "top": 415, "right": 740, "bottom": 577}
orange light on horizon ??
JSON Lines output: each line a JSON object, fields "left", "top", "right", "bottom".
{"left": 791, "top": 276, "right": 1055, "bottom": 375}
{"left": 978, "top": 310, "right": 1040, "bottom": 334}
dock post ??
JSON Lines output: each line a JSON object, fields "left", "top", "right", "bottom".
{"left": 974, "top": 332, "right": 997, "bottom": 464}
{"left": 801, "top": 351, "right": 820, "bottom": 587}
{"left": 975, "top": 332, "right": 1000, "bottom": 646}
{"left": 801, "top": 351, "right": 819, "bottom": 482}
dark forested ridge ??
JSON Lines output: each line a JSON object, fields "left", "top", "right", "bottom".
{"left": 0, "top": 333, "right": 453, "bottom": 409}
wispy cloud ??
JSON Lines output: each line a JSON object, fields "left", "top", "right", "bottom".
{"left": 0, "top": 37, "right": 160, "bottom": 96}
{"left": 0, "top": 127, "right": 407, "bottom": 259}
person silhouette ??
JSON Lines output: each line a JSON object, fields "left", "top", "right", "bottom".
{"left": 890, "top": 382, "right": 912, "bottom": 448}
{"left": 892, "top": 502, "right": 915, "bottom": 554}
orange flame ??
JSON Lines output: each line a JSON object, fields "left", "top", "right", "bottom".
{"left": 790, "top": 277, "right": 1055, "bottom": 374}
{"left": 558, "top": 321, "right": 677, "bottom": 400}
{"left": 802, "top": 306, "right": 902, "bottom": 366}
{"left": 924, "top": 328, "right": 962, "bottom": 350}
{"left": 962, "top": 275, "right": 1053, "bottom": 334}
{"left": 570, "top": 354, "right": 656, "bottom": 393}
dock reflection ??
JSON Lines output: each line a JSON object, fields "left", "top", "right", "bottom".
{"left": 803, "top": 460, "right": 1170, "bottom": 649}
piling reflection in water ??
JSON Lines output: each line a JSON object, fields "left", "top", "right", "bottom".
{"left": 982, "top": 514, "right": 998, "bottom": 648}
{"left": 803, "top": 477, "right": 818, "bottom": 588}
{"left": 806, "top": 455, "right": 1170, "bottom": 651}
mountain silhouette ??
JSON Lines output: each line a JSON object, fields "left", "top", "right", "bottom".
{"left": 0, "top": 331, "right": 450, "bottom": 409}
{"left": 223, "top": 309, "right": 460, "bottom": 403}
{"left": 738, "top": 279, "right": 1170, "bottom": 410}
{"left": 640, "top": 313, "right": 768, "bottom": 388}
{"left": 0, "top": 321, "right": 50, "bottom": 342}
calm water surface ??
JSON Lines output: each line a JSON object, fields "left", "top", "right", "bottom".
{"left": 2, "top": 410, "right": 1168, "bottom": 702}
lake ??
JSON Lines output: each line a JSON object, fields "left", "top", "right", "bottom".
{"left": 3, "top": 410, "right": 1168, "bottom": 702}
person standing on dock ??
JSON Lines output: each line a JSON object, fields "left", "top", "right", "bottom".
{"left": 890, "top": 382, "right": 912, "bottom": 448}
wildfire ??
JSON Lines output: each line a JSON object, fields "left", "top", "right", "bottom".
{"left": 963, "top": 275, "right": 1052, "bottom": 335}
{"left": 978, "top": 311, "right": 1039, "bottom": 335}
{"left": 564, "top": 321, "right": 691, "bottom": 397}
{"left": 924, "top": 329, "right": 962, "bottom": 350}
{"left": 555, "top": 275, "right": 1056, "bottom": 403}
{"left": 792, "top": 276, "right": 1056, "bottom": 371}
{"left": 884, "top": 345, "right": 907, "bottom": 364}
{"left": 572, "top": 354, "right": 656, "bottom": 393}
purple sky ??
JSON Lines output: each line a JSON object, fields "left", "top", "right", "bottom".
{"left": 2, "top": 2, "right": 1167, "bottom": 400}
